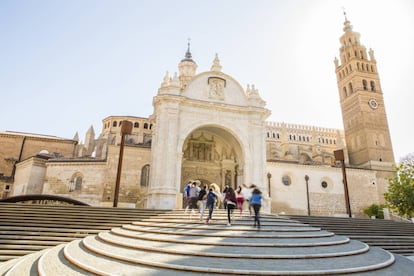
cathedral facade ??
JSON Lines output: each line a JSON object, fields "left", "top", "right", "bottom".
{"left": 0, "top": 18, "right": 395, "bottom": 217}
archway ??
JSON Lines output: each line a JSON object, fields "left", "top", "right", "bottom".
{"left": 180, "top": 126, "right": 244, "bottom": 194}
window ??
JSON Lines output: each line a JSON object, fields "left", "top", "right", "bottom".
{"left": 68, "top": 173, "right": 83, "bottom": 192}
{"left": 144, "top": 123, "right": 149, "bottom": 129}
{"left": 140, "top": 165, "right": 150, "bottom": 188}
{"left": 134, "top": 122, "right": 139, "bottom": 128}
{"left": 113, "top": 121, "right": 117, "bottom": 127}
{"left": 343, "top": 87, "right": 347, "bottom": 97}
{"left": 362, "top": 80, "right": 368, "bottom": 90}
{"left": 349, "top": 83, "right": 353, "bottom": 93}
{"left": 282, "top": 175, "right": 291, "bottom": 186}
{"left": 370, "top": 81, "right": 376, "bottom": 91}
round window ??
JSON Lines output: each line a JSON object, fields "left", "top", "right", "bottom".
{"left": 321, "top": 181, "right": 328, "bottom": 188}
{"left": 282, "top": 175, "right": 291, "bottom": 186}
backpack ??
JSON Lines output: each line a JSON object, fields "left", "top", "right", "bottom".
{"left": 198, "top": 189, "right": 207, "bottom": 200}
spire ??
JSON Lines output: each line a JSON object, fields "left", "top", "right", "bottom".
{"left": 181, "top": 38, "right": 194, "bottom": 62}
{"left": 342, "top": 8, "right": 353, "bottom": 32}
{"left": 210, "top": 53, "right": 222, "bottom": 72}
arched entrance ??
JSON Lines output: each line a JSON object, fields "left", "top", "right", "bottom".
{"left": 180, "top": 126, "right": 244, "bottom": 193}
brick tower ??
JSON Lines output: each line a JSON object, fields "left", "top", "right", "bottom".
{"left": 334, "top": 15, "right": 394, "bottom": 166}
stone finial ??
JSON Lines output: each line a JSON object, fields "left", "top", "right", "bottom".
{"left": 246, "top": 84, "right": 251, "bottom": 95}
{"left": 211, "top": 53, "right": 222, "bottom": 72}
{"left": 334, "top": 57, "right": 339, "bottom": 67}
{"left": 73, "top": 132, "right": 79, "bottom": 142}
{"left": 161, "top": 71, "right": 170, "bottom": 87}
{"left": 369, "top": 48, "right": 376, "bottom": 62}
{"left": 171, "top": 72, "right": 180, "bottom": 87}
{"left": 247, "top": 84, "right": 259, "bottom": 96}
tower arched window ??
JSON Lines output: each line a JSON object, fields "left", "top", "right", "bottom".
{"left": 277, "top": 133, "right": 280, "bottom": 139}
{"left": 343, "top": 87, "right": 347, "bottom": 98}
{"left": 360, "top": 51, "right": 364, "bottom": 59}
{"left": 349, "top": 64, "right": 352, "bottom": 72}
{"left": 362, "top": 80, "right": 368, "bottom": 90}
{"left": 371, "top": 65, "right": 375, "bottom": 72}
{"left": 370, "top": 81, "right": 376, "bottom": 91}
{"left": 113, "top": 121, "right": 117, "bottom": 127}
{"left": 134, "top": 122, "right": 139, "bottom": 128}
{"left": 361, "top": 64, "right": 365, "bottom": 71}
{"left": 357, "top": 63, "right": 360, "bottom": 70}
{"left": 349, "top": 83, "right": 353, "bottom": 94}
{"left": 272, "top": 133, "right": 276, "bottom": 138}
{"left": 267, "top": 132, "right": 270, "bottom": 138}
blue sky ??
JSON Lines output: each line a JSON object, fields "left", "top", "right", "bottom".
{"left": 1, "top": 0, "right": 413, "bottom": 161}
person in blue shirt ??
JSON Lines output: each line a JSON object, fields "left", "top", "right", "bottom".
{"left": 249, "top": 187, "right": 263, "bottom": 228}
{"left": 205, "top": 187, "right": 218, "bottom": 224}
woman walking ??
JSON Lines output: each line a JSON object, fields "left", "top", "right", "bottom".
{"left": 235, "top": 185, "right": 244, "bottom": 217}
{"left": 224, "top": 187, "right": 237, "bottom": 226}
{"left": 250, "top": 187, "right": 263, "bottom": 228}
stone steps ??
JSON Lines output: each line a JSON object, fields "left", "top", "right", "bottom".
{"left": 0, "top": 203, "right": 166, "bottom": 262}
{"left": 1, "top": 209, "right": 414, "bottom": 275}
{"left": 287, "top": 215, "right": 414, "bottom": 256}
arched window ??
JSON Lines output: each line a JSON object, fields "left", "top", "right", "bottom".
{"left": 149, "top": 124, "right": 153, "bottom": 129}
{"left": 357, "top": 63, "right": 360, "bottom": 70}
{"left": 349, "top": 83, "right": 353, "bottom": 94}
{"left": 272, "top": 133, "right": 275, "bottom": 138}
{"left": 68, "top": 173, "right": 83, "bottom": 192}
{"left": 360, "top": 51, "right": 364, "bottom": 59}
{"left": 371, "top": 65, "right": 375, "bottom": 72}
{"left": 370, "top": 81, "right": 376, "bottom": 91}
{"left": 267, "top": 132, "right": 270, "bottom": 138}
{"left": 277, "top": 133, "right": 280, "bottom": 139}
{"left": 363, "top": 80, "right": 368, "bottom": 90}
{"left": 343, "top": 87, "right": 347, "bottom": 98}
{"left": 140, "top": 165, "right": 150, "bottom": 188}
{"left": 362, "top": 63, "right": 365, "bottom": 71}
{"left": 113, "top": 121, "right": 117, "bottom": 127}
{"left": 134, "top": 122, "right": 139, "bottom": 128}
{"left": 144, "top": 123, "right": 148, "bottom": 129}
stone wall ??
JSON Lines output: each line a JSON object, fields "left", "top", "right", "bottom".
{"left": 267, "top": 161, "right": 391, "bottom": 218}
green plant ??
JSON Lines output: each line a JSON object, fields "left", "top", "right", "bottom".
{"left": 363, "top": 204, "right": 385, "bottom": 219}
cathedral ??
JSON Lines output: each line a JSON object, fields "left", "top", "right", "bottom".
{"left": 0, "top": 17, "right": 395, "bottom": 217}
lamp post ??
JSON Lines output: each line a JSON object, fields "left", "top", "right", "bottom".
{"left": 334, "top": 149, "right": 352, "bottom": 217}
{"left": 305, "top": 175, "right": 310, "bottom": 216}
{"left": 113, "top": 120, "right": 133, "bottom": 207}
{"left": 267, "top": 172, "right": 272, "bottom": 197}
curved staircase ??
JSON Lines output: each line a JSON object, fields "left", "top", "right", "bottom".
{"left": 1, "top": 209, "right": 414, "bottom": 275}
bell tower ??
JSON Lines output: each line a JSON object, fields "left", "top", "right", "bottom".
{"left": 334, "top": 15, "right": 394, "bottom": 166}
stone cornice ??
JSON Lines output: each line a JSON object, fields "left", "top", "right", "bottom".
{"left": 153, "top": 94, "right": 270, "bottom": 118}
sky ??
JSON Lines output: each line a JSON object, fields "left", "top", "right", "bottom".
{"left": 1, "top": 0, "right": 413, "bottom": 161}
